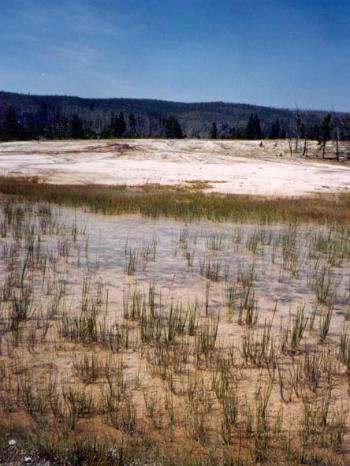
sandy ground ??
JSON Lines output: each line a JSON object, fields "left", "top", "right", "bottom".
{"left": 0, "top": 139, "right": 350, "bottom": 196}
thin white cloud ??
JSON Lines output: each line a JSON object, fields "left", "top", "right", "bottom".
{"left": 10, "top": 0, "right": 140, "bottom": 38}
{"left": 43, "top": 42, "right": 99, "bottom": 67}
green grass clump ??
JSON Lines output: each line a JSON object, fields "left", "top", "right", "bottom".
{"left": 1, "top": 176, "right": 350, "bottom": 223}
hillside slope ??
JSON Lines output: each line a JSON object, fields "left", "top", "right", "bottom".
{"left": 0, "top": 91, "right": 342, "bottom": 138}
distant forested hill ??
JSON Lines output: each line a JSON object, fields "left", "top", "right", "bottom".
{"left": 0, "top": 90, "right": 348, "bottom": 140}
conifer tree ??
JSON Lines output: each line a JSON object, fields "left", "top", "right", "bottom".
{"left": 210, "top": 122, "right": 218, "bottom": 139}
{"left": 245, "top": 114, "right": 262, "bottom": 139}
{"left": 0, "top": 106, "right": 22, "bottom": 141}
{"left": 270, "top": 119, "right": 281, "bottom": 139}
{"left": 118, "top": 112, "right": 126, "bottom": 136}
{"left": 69, "top": 114, "right": 84, "bottom": 139}
{"left": 128, "top": 113, "right": 136, "bottom": 136}
{"left": 162, "top": 116, "right": 183, "bottom": 138}
{"left": 111, "top": 112, "right": 127, "bottom": 137}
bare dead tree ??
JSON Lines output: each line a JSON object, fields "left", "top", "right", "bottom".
{"left": 320, "top": 114, "right": 332, "bottom": 160}
{"left": 343, "top": 117, "right": 350, "bottom": 159}
{"left": 330, "top": 111, "right": 341, "bottom": 162}
{"left": 293, "top": 111, "right": 302, "bottom": 153}
{"left": 302, "top": 136, "right": 308, "bottom": 157}
{"left": 287, "top": 133, "right": 293, "bottom": 157}
{"left": 335, "top": 126, "right": 340, "bottom": 161}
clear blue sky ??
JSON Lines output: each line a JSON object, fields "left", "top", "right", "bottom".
{"left": 1, "top": 0, "right": 349, "bottom": 110}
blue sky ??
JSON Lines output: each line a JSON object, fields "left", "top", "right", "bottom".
{"left": 1, "top": 0, "right": 349, "bottom": 110}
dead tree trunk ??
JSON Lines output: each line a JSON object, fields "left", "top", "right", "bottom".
{"left": 294, "top": 111, "right": 302, "bottom": 153}
{"left": 335, "top": 127, "right": 340, "bottom": 162}
{"left": 287, "top": 135, "right": 293, "bottom": 158}
{"left": 302, "top": 137, "right": 308, "bottom": 157}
